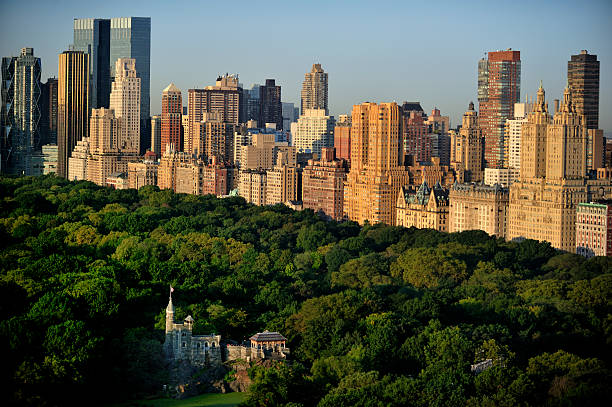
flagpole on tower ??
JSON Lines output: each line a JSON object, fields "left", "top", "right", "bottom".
{"left": 169, "top": 285, "right": 174, "bottom": 300}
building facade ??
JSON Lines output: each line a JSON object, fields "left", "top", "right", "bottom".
{"left": 161, "top": 83, "right": 182, "bottom": 153}
{"left": 291, "top": 108, "right": 334, "bottom": 155}
{"left": 402, "top": 109, "right": 431, "bottom": 163}
{"left": 109, "top": 58, "right": 140, "bottom": 155}
{"left": 334, "top": 117, "right": 351, "bottom": 163}
{"left": 150, "top": 115, "right": 161, "bottom": 154}
{"left": 344, "top": 102, "right": 411, "bottom": 225}
{"left": 450, "top": 102, "right": 483, "bottom": 182}
{"left": 302, "top": 147, "right": 347, "bottom": 220}
{"left": 260, "top": 79, "right": 282, "bottom": 130}
{"left": 239, "top": 169, "right": 267, "bottom": 205}
{"left": 478, "top": 49, "right": 521, "bottom": 169}
{"left": 449, "top": 183, "right": 509, "bottom": 237}
{"left": 266, "top": 152, "right": 298, "bottom": 205}
{"left": 568, "top": 50, "right": 599, "bottom": 130}
{"left": 57, "top": 50, "right": 89, "bottom": 178}
{"left": 576, "top": 202, "right": 612, "bottom": 258}
{"left": 396, "top": 181, "right": 449, "bottom": 232}
{"left": 301, "top": 63, "right": 328, "bottom": 115}
{"left": 484, "top": 168, "right": 519, "bottom": 188}
{"left": 504, "top": 102, "right": 531, "bottom": 170}
{"left": 1, "top": 48, "right": 42, "bottom": 175}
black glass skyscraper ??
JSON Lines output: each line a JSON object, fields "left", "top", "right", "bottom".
{"left": 73, "top": 16, "right": 151, "bottom": 152}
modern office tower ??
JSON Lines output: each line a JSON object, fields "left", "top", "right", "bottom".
{"left": 576, "top": 202, "right": 612, "bottom": 257}
{"left": 396, "top": 181, "right": 449, "bottom": 232}
{"left": 190, "top": 113, "right": 235, "bottom": 163}
{"left": 260, "top": 79, "right": 282, "bottom": 130}
{"left": 73, "top": 18, "right": 111, "bottom": 108}
{"left": 57, "top": 50, "right": 89, "bottom": 178}
{"left": 291, "top": 109, "right": 334, "bottom": 155}
{"left": 246, "top": 84, "right": 261, "bottom": 123}
{"left": 508, "top": 84, "right": 612, "bottom": 252}
{"left": 151, "top": 115, "right": 161, "bottom": 154}
{"left": 42, "top": 144, "right": 58, "bottom": 174}
{"left": 401, "top": 109, "right": 431, "bottom": 163}
{"left": 568, "top": 50, "right": 599, "bottom": 130}
{"left": 128, "top": 151, "right": 158, "bottom": 189}
{"left": 344, "top": 102, "right": 411, "bottom": 225}
{"left": 301, "top": 63, "right": 328, "bottom": 115}
{"left": 73, "top": 17, "right": 151, "bottom": 150}
{"left": 0, "top": 48, "right": 42, "bottom": 175}
{"left": 302, "top": 147, "right": 347, "bottom": 220}
{"left": 334, "top": 116, "right": 351, "bottom": 163}
{"left": 40, "top": 78, "right": 58, "bottom": 145}
{"left": 266, "top": 151, "right": 298, "bottom": 205}
{"left": 239, "top": 169, "right": 267, "bottom": 205}
{"left": 504, "top": 102, "right": 531, "bottom": 170}
{"left": 450, "top": 102, "right": 483, "bottom": 182}
{"left": 449, "top": 183, "right": 509, "bottom": 237}
{"left": 478, "top": 49, "right": 521, "bottom": 169}
{"left": 282, "top": 102, "right": 299, "bottom": 132}
{"left": 109, "top": 58, "right": 140, "bottom": 154}
{"left": 161, "top": 83, "right": 182, "bottom": 153}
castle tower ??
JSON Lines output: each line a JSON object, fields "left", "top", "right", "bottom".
{"left": 165, "top": 292, "right": 175, "bottom": 334}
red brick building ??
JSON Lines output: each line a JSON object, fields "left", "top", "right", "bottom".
{"left": 576, "top": 201, "right": 612, "bottom": 257}
{"left": 302, "top": 147, "right": 347, "bottom": 220}
{"left": 334, "top": 123, "right": 351, "bottom": 164}
{"left": 402, "top": 110, "right": 431, "bottom": 163}
{"left": 161, "top": 83, "right": 183, "bottom": 153}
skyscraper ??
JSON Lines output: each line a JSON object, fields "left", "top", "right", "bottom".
{"left": 1, "top": 48, "right": 42, "bottom": 175}
{"left": 301, "top": 63, "right": 328, "bottom": 115}
{"left": 260, "top": 79, "right": 282, "bottom": 130}
{"left": 478, "top": 49, "right": 521, "bottom": 169}
{"left": 291, "top": 109, "right": 335, "bottom": 155}
{"left": 40, "top": 78, "right": 58, "bottom": 145}
{"left": 57, "top": 50, "right": 89, "bottom": 178}
{"left": 109, "top": 58, "right": 140, "bottom": 154}
{"left": 161, "top": 83, "right": 182, "bottom": 153}
{"left": 73, "top": 18, "right": 111, "bottom": 109}
{"left": 451, "top": 102, "right": 484, "bottom": 182}
{"left": 344, "top": 102, "right": 411, "bottom": 225}
{"left": 73, "top": 17, "right": 151, "bottom": 151}
{"left": 568, "top": 50, "right": 599, "bottom": 130}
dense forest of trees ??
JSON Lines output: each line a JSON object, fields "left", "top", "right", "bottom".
{"left": 1, "top": 175, "right": 611, "bottom": 406}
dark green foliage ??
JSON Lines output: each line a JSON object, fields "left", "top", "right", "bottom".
{"left": 0, "top": 175, "right": 610, "bottom": 407}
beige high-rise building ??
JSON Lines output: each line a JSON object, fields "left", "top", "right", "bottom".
{"left": 67, "top": 137, "right": 90, "bottom": 181}
{"left": 504, "top": 102, "right": 532, "bottom": 170}
{"left": 396, "top": 181, "right": 449, "bottom": 232}
{"left": 189, "top": 113, "right": 235, "bottom": 163}
{"left": 450, "top": 102, "right": 483, "bottom": 182}
{"left": 507, "top": 84, "right": 612, "bottom": 252}
{"left": 128, "top": 152, "right": 159, "bottom": 189}
{"left": 344, "top": 102, "right": 411, "bottom": 225}
{"left": 109, "top": 58, "right": 140, "bottom": 155}
{"left": 240, "top": 132, "right": 296, "bottom": 170}
{"left": 239, "top": 169, "right": 267, "bottom": 205}
{"left": 158, "top": 148, "right": 194, "bottom": 191}
{"left": 57, "top": 50, "right": 89, "bottom": 178}
{"left": 266, "top": 152, "right": 298, "bottom": 205}
{"left": 301, "top": 63, "right": 328, "bottom": 115}
{"left": 291, "top": 109, "right": 334, "bottom": 155}
{"left": 449, "top": 183, "right": 509, "bottom": 237}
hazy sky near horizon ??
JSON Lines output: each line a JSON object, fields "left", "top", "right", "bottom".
{"left": 1, "top": 0, "right": 611, "bottom": 133}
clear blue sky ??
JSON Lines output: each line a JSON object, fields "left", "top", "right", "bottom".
{"left": 1, "top": 0, "right": 611, "bottom": 134}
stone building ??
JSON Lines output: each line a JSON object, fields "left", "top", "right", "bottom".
{"left": 344, "top": 102, "right": 411, "bottom": 226}
{"left": 266, "top": 151, "right": 298, "bottom": 205}
{"left": 507, "top": 84, "right": 612, "bottom": 252}
{"left": 226, "top": 331, "right": 290, "bottom": 362}
{"left": 449, "top": 182, "right": 509, "bottom": 237}
{"left": 406, "top": 156, "right": 460, "bottom": 189}
{"left": 396, "top": 181, "right": 449, "bottom": 232}
{"left": 164, "top": 294, "right": 221, "bottom": 368}
{"left": 576, "top": 201, "right": 612, "bottom": 258}
{"left": 239, "top": 169, "right": 267, "bottom": 205}
{"left": 302, "top": 147, "right": 347, "bottom": 220}
{"left": 450, "top": 102, "right": 483, "bottom": 182}
{"left": 127, "top": 151, "right": 158, "bottom": 189}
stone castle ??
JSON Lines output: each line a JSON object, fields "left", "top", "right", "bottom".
{"left": 164, "top": 294, "right": 222, "bottom": 368}
{"left": 163, "top": 292, "right": 289, "bottom": 368}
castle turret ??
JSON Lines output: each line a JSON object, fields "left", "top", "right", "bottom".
{"left": 165, "top": 293, "right": 175, "bottom": 334}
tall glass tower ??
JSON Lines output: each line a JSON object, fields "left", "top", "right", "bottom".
{"left": 1, "top": 48, "right": 42, "bottom": 175}
{"left": 73, "top": 17, "right": 151, "bottom": 152}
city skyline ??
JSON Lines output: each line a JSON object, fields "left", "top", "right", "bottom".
{"left": 1, "top": 0, "right": 610, "bottom": 135}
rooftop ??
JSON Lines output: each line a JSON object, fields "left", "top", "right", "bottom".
{"left": 250, "top": 330, "right": 287, "bottom": 342}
